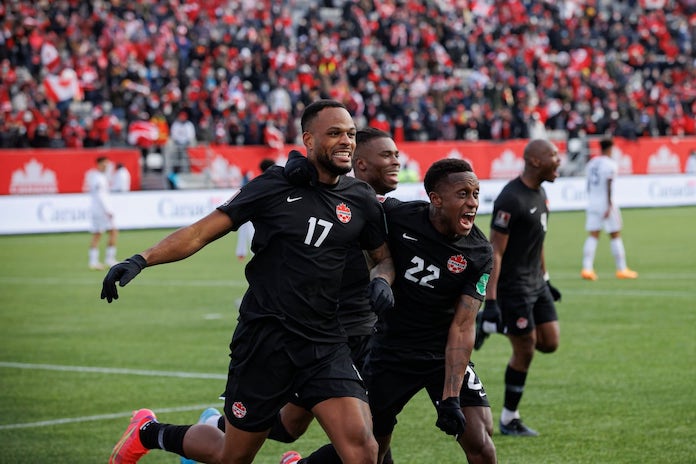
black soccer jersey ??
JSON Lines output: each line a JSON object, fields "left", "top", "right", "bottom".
{"left": 372, "top": 198, "right": 492, "bottom": 360}
{"left": 337, "top": 246, "right": 377, "bottom": 336}
{"left": 217, "top": 165, "right": 387, "bottom": 342}
{"left": 490, "top": 176, "right": 548, "bottom": 295}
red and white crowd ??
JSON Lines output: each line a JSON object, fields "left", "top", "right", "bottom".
{"left": 1, "top": 0, "right": 695, "bottom": 151}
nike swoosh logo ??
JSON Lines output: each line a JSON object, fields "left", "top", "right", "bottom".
{"left": 402, "top": 233, "right": 418, "bottom": 241}
{"left": 529, "top": 207, "right": 538, "bottom": 214}
{"left": 286, "top": 196, "right": 303, "bottom": 203}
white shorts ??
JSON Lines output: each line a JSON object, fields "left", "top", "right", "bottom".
{"left": 585, "top": 206, "right": 622, "bottom": 233}
{"left": 91, "top": 212, "right": 115, "bottom": 233}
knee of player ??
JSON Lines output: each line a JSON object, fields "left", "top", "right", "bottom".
{"left": 270, "top": 412, "right": 308, "bottom": 443}
{"left": 536, "top": 340, "right": 559, "bottom": 353}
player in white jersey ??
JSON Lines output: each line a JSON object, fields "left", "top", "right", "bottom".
{"left": 581, "top": 138, "right": 637, "bottom": 280}
{"left": 88, "top": 156, "right": 118, "bottom": 270}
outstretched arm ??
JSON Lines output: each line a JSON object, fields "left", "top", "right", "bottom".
{"left": 101, "top": 210, "right": 234, "bottom": 302}
{"left": 140, "top": 210, "right": 234, "bottom": 265}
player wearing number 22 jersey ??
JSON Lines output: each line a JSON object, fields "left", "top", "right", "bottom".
{"left": 364, "top": 184, "right": 495, "bottom": 462}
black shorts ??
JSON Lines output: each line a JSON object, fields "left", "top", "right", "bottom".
{"left": 347, "top": 333, "right": 373, "bottom": 371}
{"left": 223, "top": 318, "right": 367, "bottom": 432}
{"left": 288, "top": 333, "right": 372, "bottom": 410}
{"left": 364, "top": 354, "right": 489, "bottom": 437}
{"left": 499, "top": 285, "right": 558, "bottom": 336}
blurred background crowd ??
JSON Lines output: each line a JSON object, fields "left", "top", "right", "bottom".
{"left": 2, "top": 0, "right": 696, "bottom": 156}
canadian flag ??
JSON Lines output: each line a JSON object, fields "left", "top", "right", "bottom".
{"left": 44, "top": 68, "right": 83, "bottom": 103}
{"left": 264, "top": 123, "right": 285, "bottom": 153}
{"left": 40, "top": 42, "right": 61, "bottom": 73}
{"left": 127, "top": 120, "right": 159, "bottom": 147}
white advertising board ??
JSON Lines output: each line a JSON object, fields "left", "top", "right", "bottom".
{"left": 1, "top": 175, "right": 695, "bottom": 235}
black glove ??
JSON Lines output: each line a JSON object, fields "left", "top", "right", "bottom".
{"left": 367, "top": 277, "right": 394, "bottom": 315}
{"left": 284, "top": 150, "right": 317, "bottom": 186}
{"left": 481, "top": 299, "right": 502, "bottom": 334}
{"left": 101, "top": 254, "right": 147, "bottom": 303}
{"left": 435, "top": 397, "right": 466, "bottom": 438}
{"left": 547, "top": 281, "right": 562, "bottom": 302}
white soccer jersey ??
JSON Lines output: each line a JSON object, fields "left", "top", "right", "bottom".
{"left": 585, "top": 155, "right": 617, "bottom": 213}
{"left": 89, "top": 170, "right": 112, "bottom": 214}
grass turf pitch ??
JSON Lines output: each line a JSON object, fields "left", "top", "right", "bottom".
{"left": 0, "top": 206, "right": 694, "bottom": 463}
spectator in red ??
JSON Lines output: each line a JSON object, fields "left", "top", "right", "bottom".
{"left": 62, "top": 116, "right": 86, "bottom": 148}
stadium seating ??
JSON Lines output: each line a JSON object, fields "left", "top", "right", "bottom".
{"left": 1, "top": 0, "right": 694, "bottom": 157}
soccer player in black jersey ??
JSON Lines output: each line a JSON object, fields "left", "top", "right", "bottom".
{"left": 365, "top": 158, "right": 497, "bottom": 464}
{"left": 101, "top": 100, "right": 394, "bottom": 464}
{"left": 475, "top": 139, "right": 562, "bottom": 437}
{"left": 179, "top": 129, "right": 399, "bottom": 464}
{"left": 281, "top": 157, "right": 497, "bottom": 464}
{"left": 276, "top": 128, "right": 400, "bottom": 464}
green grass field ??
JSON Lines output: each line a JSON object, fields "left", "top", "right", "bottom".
{"left": 1, "top": 206, "right": 695, "bottom": 463}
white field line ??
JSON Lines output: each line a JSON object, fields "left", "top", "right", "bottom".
{"left": 0, "top": 362, "right": 226, "bottom": 430}
{"left": 0, "top": 361, "right": 226, "bottom": 379}
{"left": 0, "top": 403, "right": 223, "bottom": 430}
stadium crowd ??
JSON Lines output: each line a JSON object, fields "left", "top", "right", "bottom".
{"left": 1, "top": 0, "right": 696, "bottom": 152}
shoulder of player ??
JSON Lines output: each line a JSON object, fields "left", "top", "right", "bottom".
{"left": 335, "top": 175, "right": 376, "bottom": 195}
{"left": 383, "top": 198, "right": 428, "bottom": 216}
{"left": 494, "top": 180, "right": 524, "bottom": 209}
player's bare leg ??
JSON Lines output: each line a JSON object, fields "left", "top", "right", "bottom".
{"left": 459, "top": 406, "right": 496, "bottom": 463}
{"left": 312, "top": 397, "right": 377, "bottom": 464}
{"left": 181, "top": 416, "right": 267, "bottom": 464}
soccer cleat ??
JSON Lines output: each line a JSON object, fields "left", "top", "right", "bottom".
{"left": 106, "top": 259, "right": 119, "bottom": 267}
{"left": 280, "top": 450, "right": 302, "bottom": 464}
{"left": 580, "top": 269, "right": 598, "bottom": 281}
{"left": 616, "top": 268, "right": 638, "bottom": 279}
{"left": 180, "top": 408, "right": 222, "bottom": 463}
{"left": 474, "top": 311, "right": 489, "bottom": 350}
{"left": 500, "top": 418, "right": 538, "bottom": 437}
{"left": 198, "top": 407, "right": 222, "bottom": 426}
{"left": 89, "top": 263, "right": 106, "bottom": 271}
{"left": 109, "top": 408, "right": 157, "bottom": 464}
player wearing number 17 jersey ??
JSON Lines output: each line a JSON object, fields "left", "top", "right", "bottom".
{"left": 364, "top": 159, "right": 497, "bottom": 464}
{"left": 102, "top": 100, "right": 393, "bottom": 464}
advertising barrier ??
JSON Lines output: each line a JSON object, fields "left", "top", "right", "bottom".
{"left": 0, "top": 148, "right": 141, "bottom": 195}
{"left": 1, "top": 174, "right": 695, "bottom": 235}
{"left": 1, "top": 137, "right": 695, "bottom": 195}
{"left": 185, "top": 137, "right": 696, "bottom": 184}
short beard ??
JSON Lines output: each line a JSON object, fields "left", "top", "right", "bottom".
{"left": 316, "top": 154, "right": 352, "bottom": 176}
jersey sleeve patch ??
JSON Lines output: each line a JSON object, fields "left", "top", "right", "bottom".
{"left": 476, "top": 273, "right": 490, "bottom": 296}
{"left": 494, "top": 210, "right": 511, "bottom": 228}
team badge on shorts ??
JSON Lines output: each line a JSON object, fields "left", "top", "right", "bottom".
{"left": 232, "top": 401, "right": 247, "bottom": 419}
{"left": 516, "top": 317, "right": 529, "bottom": 330}
{"left": 447, "top": 255, "right": 467, "bottom": 273}
{"left": 336, "top": 202, "right": 352, "bottom": 223}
